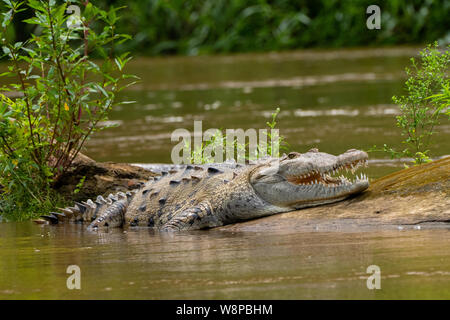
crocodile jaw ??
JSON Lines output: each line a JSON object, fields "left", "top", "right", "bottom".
{"left": 250, "top": 148, "right": 369, "bottom": 209}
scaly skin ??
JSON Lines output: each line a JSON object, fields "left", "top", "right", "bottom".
{"left": 41, "top": 148, "right": 369, "bottom": 231}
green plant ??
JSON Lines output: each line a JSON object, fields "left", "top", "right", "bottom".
{"left": 370, "top": 43, "right": 449, "bottom": 165}
{"left": 188, "top": 108, "right": 289, "bottom": 164}
{"left": 73, "top": 175, "right": 86, "bottom": 195}
{"left": 0, "top": 0, "right": 137, "bottom": 220}
{"left": 427, "top": 82, "right": 450, "bottom": 118}
{"left": 263, "top": 107, "right": 289, "bottom": 157}
{"left": 187, "top": 129, "right": 223, "bottom": 164}
{"left": 13, "top": 0, "right": 450, "bottom": 56}
{"left": 4, "top": 0, "right": 449, "bottom": 56}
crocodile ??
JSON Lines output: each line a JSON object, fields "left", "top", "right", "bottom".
{"left": 41, "top": 148, "right": 369, "bottom": 231}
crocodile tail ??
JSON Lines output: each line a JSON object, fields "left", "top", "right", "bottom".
{"left": 39, "top": 191, "right": 135, "bottom": 225}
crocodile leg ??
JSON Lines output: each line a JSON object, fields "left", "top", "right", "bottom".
{"left": 160, "top": 201, "right": 220, "bottom": 231}
{"left": 87, "top": 196, "right": 128, "bottom": 230}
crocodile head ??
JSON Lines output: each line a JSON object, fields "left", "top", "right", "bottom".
{"left": 250, "top": 148, "right": 369, "bottom": 209}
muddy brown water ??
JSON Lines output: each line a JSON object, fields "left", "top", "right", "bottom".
{"left": 1, "top": 47, "right": 449, "bottom": 299}
{"left": 81, "top": 46, "right": 449, "bottom": 180}
{"left": 1, "top": 222, "right": 449, "bottom": 299}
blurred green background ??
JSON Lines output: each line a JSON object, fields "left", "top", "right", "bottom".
{"left": 5, "top": 0, "right": 450, "bottom": 56}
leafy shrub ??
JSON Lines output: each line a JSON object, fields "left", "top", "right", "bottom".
{"left": 371, "top": 43, "right": 449, "bottom": 164}
{"left": 0, "top": 0, "right": 136, "bottom": 220}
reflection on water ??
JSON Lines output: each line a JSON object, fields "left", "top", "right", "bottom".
{"left": 75, "top": 46, "right": 449, "bottom": 178}
{"left": 0, "top": 222, "right": 449, "bottom": 299}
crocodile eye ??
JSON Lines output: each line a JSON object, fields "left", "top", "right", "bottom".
{"left": 308, "top": 148, "right": 319, "bottom": 153}
{"left": 288, "top": 152, "right": 300, "bottom": 159}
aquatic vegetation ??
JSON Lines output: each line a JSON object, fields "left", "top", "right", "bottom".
{"left": 0, "top": 0, "right": 136, "bottom": 220}
{"left": 371, "top": 43, "right": 449, "bottom": 164}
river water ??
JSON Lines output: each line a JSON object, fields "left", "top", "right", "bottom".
{"left": 1, "top": 47, "right": 449, "bottom": 299}
{"left": 1, "top": 222, "right": 449, "bottom": 299}
{"left": 84, "top": 46, "right": 449, "bottom": 179}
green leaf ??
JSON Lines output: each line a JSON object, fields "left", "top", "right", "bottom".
{"left": 2, "top": 46, "right": 11, "bottom": 55}
{"left": 0, "top": 71, "right": 13, "bottom": 77}
{"left": 1, "top": 9, "right": 13, "bottom": 28}
{"left": 94, "top": 83, "right": 108, "bottom": 97}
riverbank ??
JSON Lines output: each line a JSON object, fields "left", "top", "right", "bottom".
{"left": 52, "top": 153, "right": 156, "bottom": 202}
